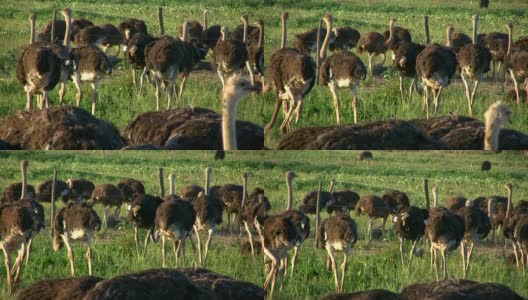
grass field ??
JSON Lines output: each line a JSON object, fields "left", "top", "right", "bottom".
{"left": 0, "top": 0, "right": 527, "bottom": 149}
{"left": 0, "top": 150, "right": 527, "bottom": 299}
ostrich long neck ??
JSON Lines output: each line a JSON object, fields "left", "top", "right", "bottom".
{"left": 21, "top": 161, "right": 28, "bottom": 199}
{"left": 446, "top": 27, "right": 453, "bottom": 48}
{"left": 329, "top": 181, "right": 335, "bottom": 193}
{"left": 241, "top": 175, "right": 248, "bottom": 208}
{"left": 203, "top": 10, "right": 208, "bottom": 31}
{"left": 505, "top": 185, "right": 512, "bottom": 220}
{"left": 257, "top": 22, "right": 264, "bottom": 49}
{"left": 487, "top": 198, "right": 494, "bottom": 221}
{"left": 286, "top": 176, "right": 293, "bottom": 210}
{"left": 319, "top": 18, "right": 332, "bottom": 61}
{"left": 182, "top": 22, "right": 189, "bottom": 42}
{"left": 387, "top": 19, "right": 395, "bottom": 45}
{"left": 29, "top": 15, "right": 35, "bottom": 44}
{"left": 281, "top": 14, "right": 287, "bottom": 49}
{"left": 507, "top": 26, "right": 513, "bottom": 56}
{"left": 222, "top": 92, "right": 240, "bottom": 150}
{"left": 472, "top": 16, "right": 478, "bottom": 45}
{"left": 242, "top": 17, "right": 248, "bottom": 44}
{"left": 484, "top": 111, "right": 501, "bottom": 151}
{"left": 63, "top": 11, "right": 71, "bottom": 48}
{"left": 424, "top": 16, "right": 430, "bottom": 45}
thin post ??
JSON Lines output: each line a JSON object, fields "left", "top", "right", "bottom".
{"left": 158, "top": 7, "right": 165, "bottom": 36}
{"left": 159, "top": 167, "right": 165, "bottom": 198}
{"left": 315, "top": 181, "right": 322, "bottom": 249}
{"left": 423, "top": 178, "right": 430, "bottom": 210}
{"left": 315, "top": 19, "right": 322, "bottom": 85}
{"left": 50, "top": 10, "right": 56, "bottom": 42}
{"left": 50, "top": 171, "right": 57, "bottom": 237}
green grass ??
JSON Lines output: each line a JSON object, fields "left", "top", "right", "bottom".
{"left": 0, "top": 0, "right": 527, "bottom": 148}
{"left": 0, "top": 150, "right": 527, "bottom": 299}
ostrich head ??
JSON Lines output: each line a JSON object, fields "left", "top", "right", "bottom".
{"left": 484, "top": 101, "right": 512, "bottom": 126}
{"left": 286, "top": 171, "right": 297, "bottom": 181}
{"left": 484, "top": 102, "right": 512, "bottom": 150}
{"left": 223, "top": 74, "right": 261, "bottom": 102}
{"left": 29, "top": 13, "right": 36, "bottom": 22}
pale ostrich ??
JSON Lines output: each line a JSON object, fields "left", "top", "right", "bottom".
{"left": 506, "top": 23, "right": 528, "bottom": 105}
{"left": 483, "top": 101, "right": 512, "bottom": 150}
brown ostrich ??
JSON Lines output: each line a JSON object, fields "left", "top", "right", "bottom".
{"left": 75, "top": 23, "right": 123, "bottom": 55}
{"left": 1, "top": 183, "right": 36, "bottom": 203}
{"left": 505, "top": 23, "right": 528, "bottom": 105}
{"left": 16, "top": 276, "right": 103, "bottom": 300}
{"left": 319, "top": 15, "right": 367, "bottom": 125}
{"left": 180, "top": 185, "right": 205, "bottom": 198}
{"left": 481, "top": 160, "right": 491, "bottom": 171}
{"left": 118, "top": 18, "right": 148, "bottom": 45}
{"left": 395, "top": 205, "right": 426, "bottom": 268}
{"left": 128, "top": 193, "right": 163, "bottom": 257}
{"left": 446, "top": 196, "right": 468, "bottom": 211}
{"left": 448, "top": 26, "right": 472, "bottom": 54}
{"left": 212, "top": 19, "right": 248, "bottom": 88}
{"left": 330, "top": 27, "right": 361, "bottom": 52}
{"left": 416, "top": 27, "right": 457, "bottom": 119}
{"left": 124, "top": 32, "right": 155, "bottom": 91}
{"left": 265, "top": 12, "right": 316, "bottom": 135}
{"left": 90, "top": 183, "right": 123, "bottom": 228}
{"left": 154, "top": 193, "right": 196, "bottom": 267}
{"left": 294, "top": 25, "right": 334, "bottom": 54}
{"left": 215, "top": 182, "right": 243, "bottom": 234}
{"left": 384, "top": 18, "right": 413, "bottom": 62}
{"left": 67, "top": 178, "right": 95, "bottom": 201}
{"left": 317, "top": 210, "right": 358, "bottom": 292}
{"left": 190, "top": 167, "right": 223, "bottom": 266}
{"left": 117, "top": 178, "right": 146, "bottom": 206}
{"left": 358, "top": 29, "right": 387, "bottom": 75}
{"left": 328, "top": 190, "right": 360, "bottom": 215}
{"left": 202, "top": 10, "right": 222, "bottom": 52}
{"left": 246, "top": 20, "right": 265, "bottom": 90}
{"left": 37, "top": 179, "right": 70, "bottom": 203}
{"left": 502, "top": 184, "right": 528, "bottom": 271}
{"left": 299, "top": 178, "right": 336, "bottom": 214}
{"left": 355, "top": 195, "right": 389, "bottom": 240}
{"left": 122, "top": 75, "right": 263, "bottom": 150}
{"left": 382, "top": 190, "right": 410, "bottom": 215}
{"left": 37, "top": 15, "right": 93, "bottom": 43}
{"left": 53, "top": 201, "right": 101, "bottom": 276}
{"left": 457, "top": 15, "right": 492, "bottom": 116}
{"left": 478, "top": 31, "right": 508, "bottom": 80}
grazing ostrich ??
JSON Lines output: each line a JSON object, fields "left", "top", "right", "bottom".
{"left": 505, "top": 23, "right": 528, "bottom": 105}
{"left": 154, "top": 195, "right": 196, "bottom": 267}
{"left": 481, "top": 160, "right": 491, "bottom": 171}
{"left": 17, "top": 276, "right": 103, "bottom": 300}
{"left": 395, "top": 206, "right": 426, "bottom": 268}
{"left": 212, "top": 21, "right": 248, "bottom": 88}
{"left": 426, "top": 206, "right": 465, "bottom": 281}
{"left": 90, "top": 183, "right": 123, "bottom": 228}
{"left": 265, "top": 12, "right": 316, "bottom": 134}
{"left": 327, "top": 190, "right": 360, "bottom": 215}
{"left": 402, "top": 279, "right": 524, "bottom": 300}
{"left": 456, "top": 199, "right": 492, "bottom": 278}
{"left": 416, "top": 27, "right": 457, "bottom": 118}
{"left": 125, "top": 32, "right": 155, "bottom": 91}
{"left": 16, "top": 13, "right": 61, "bottom": 111}
{"left": 317, "top": 210, "right": 358, "bottom": 292}
{"left": 484, "top": 101, "right": 512, "bottom": 151}
{"left": 128, "top": 193, "right": 163, "bottom": 257}
{"left": 71, "top": 34, "right": 119, "bottom": 115}
{"left": 457, "top": 15, "right": 492, "bottom": 116}
{"left": 358, "top": 29, "right": 387, "bottom": 75}
{"left": 67, "top": 178, "right": 95, "bottom": 201}
{"left": 319, "top": 15, "right": 367, "bottom": 125}
{"left": 355, "top": 195, "right": 389, "bottom": 240}
{"left": 118, "top": 18, "right": 148, "bottom": 45}
{"left": 299, "top": 178, "right": 336, "bottom": 214}
{"left": 191, "top": 167, "right": 223, "bottom": 266}
{"left": 144, "top": 35, "right": 185, "bottom": 111}
{"left": 383, "top": 190, "right": 410, "bottom": 215}
{"left": 37, "top": 179, "right": 70, "bottom": 203}
{"left": 448, "top": 26, "right": 472, "bottom": 54}
{"left": 53, "top": 201, "right": 101, "bottom": 276}
{"left": 330, "top": 27, "right": 361, "bottom": 52}
{"left": 117, "top": 178, "right": 146, "bottom": 206}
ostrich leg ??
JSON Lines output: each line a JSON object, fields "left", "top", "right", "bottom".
{"left": 25, "top": 238, "right": 33, "bottom": 268}
{"left": 64, "top": 237, "right": 76, "bottom": 277}
{"left": 2, "top": 245, "right": 13, "bottom": 294}
{"left": 290, "top": 245, "right": 300, "bottom": 276}
{"left": 465, "top": 241, "right": 475, "bottom": 277}
{"left": 327, "top": 248, "right": 340, "bottom": 292}
{"left": 432, "top": 87, "right": 443, "bottom": 117}
{"left": 409, "top": 239, "right": 418, "bottom": 268}
{"left": 244, "top": 221, "right": 255, "bottom": 256}
{"left": 194, "top": 226, "right": 203, "bottom": 265}
{"left": 470, "top": 79, "right": 480, "bottom": 109}
{"left": 86, "top": 241, "right": 93, "bottom": 276}
{"left": 340, "top": 252, "right": 348, "bottom": 292}
{"left": 510, "top": 70, "right": 521, "bottom": 105}
{"left": 134, "top": 227, "right": 140, "bottom": 257}
{"left": 26, "top": 92, "right": 34, "bottom": 111}
{"left": 143, "top": 230, "right": 151, "bottom": 256}
{"left": 329, "top": 83, "right": 342, "bottom": 125}
{"left": 461, "top": 74, "right": 473, "bottom": 116}
{"left": 203, "top": 228, "right": 214, "bottom": 266}
{"left": 59, "top": 82, "right": 66, "bottom": 104}
{"left": 399, "top": 75, "right": 405, "bottom": 102}
{"left": 352, "top": 85, "right": 359, "bottom": 124}
{"left": 90, "top": 81, "right": 99, "bottom": 115}
{"left": 399, "top": 237, "right": 405, "bottom": 267}
{"left": 461, "top": 241, "right": 467, "bottom": 278}
{"left": 178, "top": 74, "right": 188, "bottom": 100}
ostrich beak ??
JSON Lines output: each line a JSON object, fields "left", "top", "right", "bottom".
{"left": 248, "top": 83, "right": 262, "bottom": 94}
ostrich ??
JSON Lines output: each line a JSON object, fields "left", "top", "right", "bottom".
{"left": 16, "top": 13, "right": 61, "bottom": 111}
{"left": 212, "top": 20, "right": 248, "bottom": 88}
{"left": 90, "top": 183, "right": 123, "bottom": 228}
{"left": 330, "top": 27, "right": 361, "bottom": 52}
{"left": 176, "top": 21, "right": 208, "bottom": 100}
{"left": 395, "top": 206, "right": 426, "bottom": 268}
{"left": 384, "top": 18, "right": 412, "bottom": 56}
{"left": 154, "top": 194, "right": 196, "bottom": 267}
{"left": 502, "top": 183, "right": 528, "bottom": 271}
{"left": 317, "top": 210, "right": 358, "bottom": 292}
{"left": 481, "top": 160, "right": 491, "bottom": 171}
{"left": 37, "top": 179, "right": 70, "bottom": 203}
{"left": 128, "top": 193, "right": 163, "bottom": 257}
{"left": 202, "top": 10, "right": 222, "bottom": 52}
{"left": 265, "top": 12, "right": 316, "bottom": 134}
{"left": 180, "top": 185, "right": 205, "bottom": 198}
{"left": 383, "top": 190, "right": 410, "bottom": 215}
{"left": 75, "top": 23, "right": 123, "bottom": 55}
{"left": 457, "top": 15, "right": 492, "bottom": 116}
{"left": 124, "top": 32, "right": 155, "bottom": 91}
{"left": 191, "top": 167, "right": 223, "bottom": 266}
{"left": 299, "top": 178, "right": 336, "bottom": 214}
{"left": 246, "top": 19, "right": 265, "bottom": 90}
{"left": 294, "top": 25, "right": 334, "bottom": 54}
{"left": 117, "top": 178, "right": 146, "bottom": 206}
{"left": 426, "top": 206, "right": 465, "bottom": 281}
{"left": 478, "top": 31, "right": 508, "bottom": 80}
{"left": 358, "top": 29, "right": 387, "bottom": 75}
{"left": 1, "top": 183, "right": 36, "bottom": 203}
{"left": 319, "top": 14, "right": 367, "bottom": 125}
{"left": 215, "top": 180, "right": 243, "bottom": 234}
{"left": 327, "top": 190, "right": 360, "bottom": 215}
{"left": 448, "top": 26, "right": 472, "bottom": 54}
{"left": 416, "top": 26, "right": 457, "bottom": 118}
{"left": 480, "top": 0, "right": 490, "bottom": 8}
{"left": 483, "top": 101, "right": 512, "bottom": 151}
{"left": 456, "top": 199, "right": 492, "bottom": 278}
{"left": 355, "top": 195, "right": 389, "bottom": 240}
{"left": 118, "top": 18, "right": 148, "bottom": 45}
{"left": 505, "top": 23, "right": 528, "bottom": 105}
{"left": 16, "top": 276, "right": 103, "bottom": 300}
{"left": 358, "top": 151, "right": 373, "bottom": 163}
{"left": 53, "top": 201, "right": 101, "bottom": 276}
{"left": 446, "top": 196, "right": 468, "bottom": 211}
{"left": 67, "top": 178, "right": 95, "bottom": 201}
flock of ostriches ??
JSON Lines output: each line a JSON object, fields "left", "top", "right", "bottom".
{"left": 0, "top": 160, "right": 527, "bottom": 299}
{"left": 0, "top": 7, "right": 527, "bottom": 150}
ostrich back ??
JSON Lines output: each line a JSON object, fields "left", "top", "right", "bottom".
{"left": 395, "top": 206, "right": 426, "bottom": 241}
{"left": 128, "top": 194, "right": 163, "bottom": 229}
{"left": 17, "top": 276, "right": 103, "bottom": 300}
{"left": 71, "top": 45, "right": 114, "bottom": 75}
{"left": 393, "top": 42, "right": 425, "bottom": 77}
{"left": 318, "top": 213, "right": 358, "bottom": 250}
{"left": 16, "top": 46, "right": 61, "bottom": 91}
{"left": 320, "top": 51, "right": 367, "bottom": 86}
{"left": 119, "top": 18, "right": 148, "bottom": 41}
{"left": 457, "top": 44, "right": 492, "bottom": 79}
{"left": 358, "top": 32, "right": 387, "bottom": 54}
{"left": 37, "top": 180, "right": 69, "bottom": 203}
{"left": 155, "top": 199, "right": 196, "bottom": 235}
{"left": 126, "top": 33, "right": 155, "bottom": 69}
{"left": 356, "top": 195, "right": 388, "bottom": 218}
{"left": 321, "top": 289, "right": 403, "bottom": 300}
{"left": 91, "top": 184, "right": 123, "bottom": 207}
{"left": 212, "top": 39, "right": 247, "bottom": 73}
{"left": 300, "top": 191, "right": 334, "bottom": 214}
{"left": 416, "top": 44, "right": 457, "bottom": 88}
{"left": 268, "top": 47, "right": 316, "bottom": 96}
{"left": 0, "top": 204, "right": 34, "bottom": 241}
{"left": 1, "top": 183, "right": 36, "bottom": 203}
{"left": 426, "top": 208, "right": 464, "bottom": 247}
{"left": 457, "top": 206, "right": 492, "bottom": 240}
{"left": 327, "top": 190, "right": 360, "bottom": 214}
{"left": 37, "top": 20, "right": 67, "bottom": 43}
{"left": 330, "top": 27, "right": 360, "bottom": 51}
